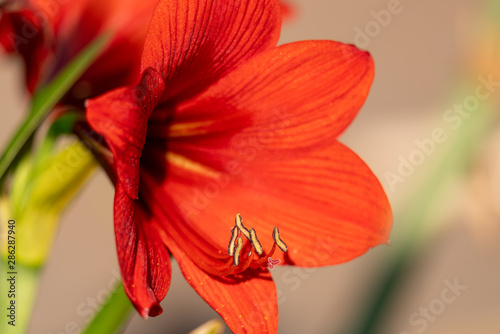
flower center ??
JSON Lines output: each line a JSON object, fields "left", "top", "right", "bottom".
{"left": 139, "top": 174, "right": 288, "bottom": 279}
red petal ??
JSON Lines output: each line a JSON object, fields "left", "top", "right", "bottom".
{"left": 156, "top": 217, "right": 279, "bottom": 333}
{"left": 179, "top": 256, "right": 278, "bottom": 333}
{"left": 28, "top": 0, "right": 86, "bottom": 33}
{"left": 159, "top": 142, "right": 391, "bottom": 267}
{"left": 86, "top": 68, "right": 165, "bottom": 199}
{"left": 114, "top": 183, "right": 171, "bottom": 318}
{"left": 150, "top": 40, "right": 374, "bottom": 158}
{"left": 141, "top": 0, "right": 281, "bottom": 101}
{"left": 0, "top": 10, "right": 49, "bottom": 92}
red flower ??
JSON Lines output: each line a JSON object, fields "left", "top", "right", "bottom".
{"left": 0, "top": 0, "right": 158, "bottom": 103}
{"left": 85, "top": 0, "right": 392, "bottom": 332}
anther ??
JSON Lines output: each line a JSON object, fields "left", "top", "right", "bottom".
{"left": 225, "top": 214, "right": 288, "bottom": 273}
{"left": 249, "top": 228, "right": 263, "bottom": 255}
{"left": 233, "top": 237, "right": 243, "bottom": 266}
{"left": 235, "top": 213, "right": 250, "bottom": 239}
{"left": 272, "top": 227, "right": 288, "bottom": 252}
{"left": 228, "top": 226, "right": 238, "bottom": 256}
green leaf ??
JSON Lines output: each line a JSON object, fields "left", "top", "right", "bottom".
{"left": 2, "top": 141, "right": 97, "bottom": 266}
{"left": 82, "top": 282, "right": 134, "bottom": 334}
{"left": 0, "top": 32, "right": 111, "bottom": 183}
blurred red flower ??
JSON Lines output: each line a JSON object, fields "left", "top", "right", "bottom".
{"left": 86, "top": 0, "right": 392, "bottom": 332}
{"left": 0, "top": 0, "right": 158, "bottom": 103}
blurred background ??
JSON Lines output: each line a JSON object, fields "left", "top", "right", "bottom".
{"left": 1, "top": 0, "right": 500, "bottom": 333}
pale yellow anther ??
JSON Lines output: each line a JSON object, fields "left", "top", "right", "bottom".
{"left": 249, "top": 228, "right": 263, "bottom": 255}
{"left": 227, "top": 214, "right": 288, "bottom": 269}
{"left": 273, "top": 227, "right": 288, "bottom": 252}
{"left": 228, "top": 226, "right": 238, "bottom": 256}
{"left": 235, "top": 213, "right": 250, "bottom": 239}
{"left": 233, "top": 237, "right": 243, "bottom": 266}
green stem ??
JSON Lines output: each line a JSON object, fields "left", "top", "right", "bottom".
{"left": 82, "top": 282, "right": 134, "bottom": 334}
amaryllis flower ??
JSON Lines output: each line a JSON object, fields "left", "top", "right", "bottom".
{"left": 0, "top": 0, "right": 158, "bottom": 103}
{"left": 85, "top": 0, "right": 392, "bottom": 332}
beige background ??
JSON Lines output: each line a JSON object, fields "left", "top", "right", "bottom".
{"left": 1, "top": 0, "right": 500, "bottom": 333}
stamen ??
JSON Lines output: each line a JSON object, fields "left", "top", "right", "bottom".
{"left": 235, "top": 213, "right": 250, "bottom": 239}
{"left": 224, "top": 214, "right": 288, "bottom": 274}
{"left": 249, "top": 228, "right": 263, "bottom": 255}
{"left": 233, "top": 237, "right": 243, "bottom": 266}
{"left": 273, "top": 227, "right": 288, "bottom": 252}
{"left": 228, "top": 226, "right": 238, "bottom": 256}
